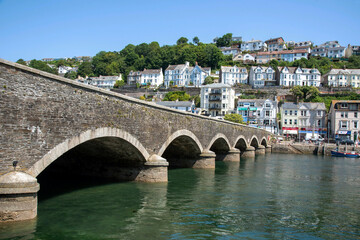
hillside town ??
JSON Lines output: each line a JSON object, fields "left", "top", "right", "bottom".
{"left": 15, "top": 34, "right": 360, "bottom": 143}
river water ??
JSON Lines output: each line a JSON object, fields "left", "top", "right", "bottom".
{"left": 1, "top": 153, "right": 359, "bottom": 239}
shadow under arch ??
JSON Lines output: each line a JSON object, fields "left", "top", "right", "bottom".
{"left": 158, "top": 130, "right": 203, "bottom": 168}
{"left": 260, "top": 137, "right": 268, "bottom": 147}
{"left": 250, "top": 136, "right": 260, "bottom": 148}
{"left": 208, "top": 133, "right": 231, "bottom": 161}
{"left": 27, "top": 127, "right": 150, "bottom": 177}
{"left": 234, "top": 135, "right": 248, "bottom": 154}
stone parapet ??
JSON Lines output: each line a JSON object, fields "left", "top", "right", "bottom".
{"left": 0, "top": 172, "right": 39, "bottom": 222}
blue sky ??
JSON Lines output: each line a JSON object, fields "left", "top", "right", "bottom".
{"left": 0, "top": 0, "right": 359, "bottom": 62}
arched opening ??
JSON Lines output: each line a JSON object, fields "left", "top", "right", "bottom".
{"left": 250, "top": 136, "right": 259, "bottom": 148}
{"left": 35, "top": 129, "right": 149, "bottom": 200}
{"left": 234, "top": 137, "right": 247, "bottom": 155}
{"left": 161, "top": 135, "right": 202, "bottom": 169}
{"left": 261, "top": 138, "right": 267, "bottom": 147}
{"left": 210, "top": 137, "right": 231, "bottom": 161}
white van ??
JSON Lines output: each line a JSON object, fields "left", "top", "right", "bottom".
{"left": 305, "top": 133, "right": 324, "bottom": 142}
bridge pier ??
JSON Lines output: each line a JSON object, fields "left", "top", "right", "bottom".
{"left": 216, "top": 148, "right": 240, "bottom": 162}
{"left": 255, "top": 145, "right": 266, "bottom": 155}
{"left": 265, "top": 145, "right": 272, "bottom": 153}
{"left": 0, "top": 172, "right": 40, "bottom": 222}
{"left": 192, "top": 150, "right": 216, "bottom": 169}
{"left": 241, "top": 146, "right": 256, "bottom": 158}
{"left": 135, "top": 155, "right": 169, "bottom": 183}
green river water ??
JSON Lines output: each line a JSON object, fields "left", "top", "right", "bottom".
{"left": 0, "top": 153, "right": 359, "bottom": 239}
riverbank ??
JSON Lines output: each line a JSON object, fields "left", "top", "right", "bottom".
{"left": 272, "top": 141, "right": 360, "bottom": 156}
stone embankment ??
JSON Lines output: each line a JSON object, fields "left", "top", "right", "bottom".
{"left": 272, "top": 142, "right": 360, "bottom": 156}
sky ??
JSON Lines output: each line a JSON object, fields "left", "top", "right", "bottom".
{"left": 0, "top": 0, "right": 359, "bottom": 62}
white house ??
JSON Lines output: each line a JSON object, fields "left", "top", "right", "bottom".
{"left": 58, "top": 65, "right": 75, "bottom": 75}
{"left": 233, "top": 53, "right": 255, "bottom": 63}
{"left": 200, "top": 83, "right": 235, "bottom": 117}
{"left": 240, "top": 40, "right": 267, "bottom": 52}
{"left": 220, "top": 66, "right": 248, "bottom": 85}
{"left": 83, "top": 74, "right": 122, "bottom": 89}
{"left": 294, "top": 41, "right": 313, "bottom": 47}
{"left": 221, "top": 47, "right": 241, "bottom": 56}
{"left": 278, "top": 66, "right": 321, "bottom": 87}
{"left": 311, "top": 41, "right": 345, "bottom": 59}
{"left": 249, "top": 66, "right": 276, "bottom": 88}
{"left": 265, "top": 37, "right": 286, "bottom": 52}
{"left": 323, "top": 68, "right": 360, "bottom": 87}
{"left": 164, "top": 62, "right": 210, "bottom": 88}
{"left": 237, "top": 98, "right": 278, "bottom": 133}
{"left": 127, "top": 68, "right": 163, "bottom": 87}
{"left": 156, "top": 101, "right": 195, "bottom": 112}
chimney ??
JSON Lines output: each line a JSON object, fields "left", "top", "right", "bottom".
{"left": 185, "top": 61, "right": 189, "bottom": 67}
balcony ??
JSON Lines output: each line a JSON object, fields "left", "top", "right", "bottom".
{"left": 209, "top": 105, "right": 221, "bottom": 110}
{"left": 209, "top": 97, "right": 221, "bottom": 102}
{"left": 210, "top": 90, "right": 222, "bottom": 95}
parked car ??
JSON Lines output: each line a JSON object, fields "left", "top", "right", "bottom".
{"left": 340, "top": 139, "right": 354, "bottom": 145}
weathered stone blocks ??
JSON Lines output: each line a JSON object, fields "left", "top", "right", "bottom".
{"left": 255, "top": 145, "right": 266, "bottom": 155}
{"left": 241, "top": 146, "right": 256, "bottom": 158}
{"left": 193, "top": 150, "right": 216, "bottom": 169}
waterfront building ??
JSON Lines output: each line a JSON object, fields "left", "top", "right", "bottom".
{"left": 83, "top": 74, "right": 122, "bottom": 89}
{"left": 323, "top": 68, "right": 360, "bottom": 87}
{"left": 127, "top": 68, "right": 163, "bottom": 87}
{"left": 249, "top": 66, "right": 276, "bottom": 88}
{"left": 164, "top": 62, "right": 210, "bottom": 88}
{"left": 265, "top": 37, "right": 286, "bottom": 52}
{"left": 200, "top": 83, "right": 235, "bottom": 117}
{"left": 256, "top": 49, "right": 309, "bottom": 63}
{"left": 237, "top": 98, "right": 278, "bottom": 133}
{"left": 220, "top": 66, "right": 248, "bottom": 85}
{"left": 277, "top": 66, "right": 321, "bottom": 87}
{"left": 329, "top": 100, "right": 360, "bottom": 141}
{"left": 280, "top": 102, "right": 326, "bottom": 139}
{"left": 240, "top": 39, "right": 267, "bottom": 52}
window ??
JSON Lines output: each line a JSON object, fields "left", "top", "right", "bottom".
{"left": 265, "top": 103, "right": 271, "bottom": 108}
{"left": 239, "top": 102, "right": 244, "bottom": 107}
{"left": 290, "top": 110, "right": 293, "bottom": 115}
{"left": 340, "top": 121, "right": 347, "bottom": 129}
{"left": 285, "top": 110, "right": 288, "bottom": 115}
{"left": 354, "top": 121, "right": 358, "bottom": 129}
{"left": 341, "top": 103, "right": 348, "bottom": 108}
{"left": 289, "top": 119, "right": 292, "bottom": 124}
{"left": 355, "top": 112, "right": 358, "bottom": 118}
{"left": 317, "top": 120, "right": 321, "bottom": 126}
{"left": 284, "top": 119, "right": 287, "bottom": 125}
{"left": 317, "top": 110, "right": 321, "bottom": 116}
{"left": 266, "top": 111, "right": 270, "bottom": 117}
{"left": 250, "top": 102, "right": 255, "bottom": 107}
{"left": 294, "top": 110, "right": 297, "bottom": 115}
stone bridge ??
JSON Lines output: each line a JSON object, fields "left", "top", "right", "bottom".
{"left": 0, "top": 59, "right": 272, "bottom": 222}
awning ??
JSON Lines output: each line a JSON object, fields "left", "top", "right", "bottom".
{"left": 238, "top": 107, "right": 257, "bottom": 111}
{"left": 283, "top": 130, "right": 298, "bottom": 134}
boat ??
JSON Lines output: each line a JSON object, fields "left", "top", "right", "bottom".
{"left": 331, "top": 150, "right": 360, "bottom": 158}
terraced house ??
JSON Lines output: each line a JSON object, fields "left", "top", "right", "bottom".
{"left": 220, "top": 65, "right": 248, "bottom": 85}
{"left": 256, "top": 49, "right": 309, "bottom": 63}
{"left": 249, "top": 66, "right": 276, "bottom": 88}
{"left": 127, "top": 68, "right": 163, "bottom": 87}
{"left": 323, "top": 68, "right": 360, "bottom": 87}
{"left": 265, "top": 37, "right": 286, "bottom": 52}
{"left": 277, "top": 66, "right": 321, "bottom": 87}
{"left": 164, "top": 61, "right": 210, "bottom": 88}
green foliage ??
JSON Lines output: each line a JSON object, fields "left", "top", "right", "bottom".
{"left": 139, "top": 95, "right": 146, "bottom": 100}
{"left": 239, "top": 94, "right": 256, "bottom": 99}
{"left": 216, "top": 33, "right": 233, "bottom": 47}
{"left": 29, "top": 60, "right": 57, "bottom": 74}
{"left": 290, "top": 86, "right": 320, "bottom": 102}
{"left": 163, "top": 91, "right": 190, "bottom": 101}
{"left": 16, "top": 59, "right": 26, "bottom": 65}
{"left": 190, "top": 95, "right": 200, "bottom": 107}
{"left": 113, "top": 80, "right": 125, "bottom": 88}
{"left": 177, "top": 37, "right": 188, "bottom": 45}
{"left": 277, "top": 113, "right": 281, "bottom": 120}
{"left": 203, "top": 76, "right": 214, "bottom": 85}
{"left": 77, "top": 61, "right": 94, "bottom": 77}
{"left": 64, "top": 71, "right": 77, "bottom": 80}
{"left": 193, "top": 36, "right": 199, "bottom": 45}
{"left": 224, "top": 113, "right": 244, "bottom": 124}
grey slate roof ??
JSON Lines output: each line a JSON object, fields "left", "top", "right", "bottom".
{"left": 200, "top": 83, "right": 232, "bottom": 88}
{"left": 156, "top": 101, "right": 193, "bottom": 108}
{"left": 282, "top": 102, "right": 326, "bottom": 110}
{"left": 326, "top": 69, "right": 360, "bottom": 75}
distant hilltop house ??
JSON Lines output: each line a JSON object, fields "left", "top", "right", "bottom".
{"left": 221, "top": 47, "right": 241, "bottom": 56}
{"left": 255, "top": 49, "right": 309, "bottom": 63}
{"left": 164, "top": 61, "right": 211, "bottom": 88}
{"left": 265, "top": 37, "right": 286, "bottom": 52}
{"left": 155, "top": 100, "right": 196, "bottom": 113}
{"left": 213, "top": 36, "right": 242, "bottom": 43}
{"left": 345, "top": 44, "right": 360, "bottom": 58}
{"left": 294, "top": 41, "right": 313, "bottom": 47}
{"left": 311, "top": 41, "right": 346, "bottom": 59}
{"left": 58, "top": 65, "right": 78, "bottom": 75}
{"left": 79, "top": 74, "right": 122, "bottom": 89}
{"left": 277, "top": 66, "right": 321, "bottom": 87}
{"left": 127, "top": 68, "right": 163, "bottom": 87}
{"left": 220, "top": 65, "right": 248, "bottom": 85}
{"left": 233, "top": 53, "right": 256, "bottom": 63}
{"left": 41, "top": 57, "right": 67, "bottom": 62}
{"left": 323, "top": 68, "right": 360, "bottom": 87}
{"left": 240, "top": 39, "right": 267, "bottom": 52}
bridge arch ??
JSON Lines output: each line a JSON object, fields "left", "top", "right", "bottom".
{"left": 234, "top": 135, "right": 248, "bottom": 153}
{"left": 250, "top": 136, "right": 260, "bottom": 148}
{"left": 260, "top": 137, "right": 268, "bottom": 147}
{"left": 158, "top": 130, "right": 203, "bottom": 168}
{"left": 207, "top": 133, "right": 231, "bottom": 152}
{"left": 27, "top": 127, "right": 150, "bottom": 177}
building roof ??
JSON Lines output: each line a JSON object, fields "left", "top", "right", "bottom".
{"left": 142, "top": 68, "right": 162, "bottom": 74}
{"left": 242, "top": 39, "right": 262, "bottom": 43}
{"left": 200, "top": 83, "right": 232, "bottom": 88}
{"left": 237, "top": 99, "right": 277, "bottom": 107}
{"left": 156, "top": 101, "right": 193, "bottom": 108}
{"left": 326, "top": 68, "right": 360, "bottom": 75}
{"left": 265, "top": 37, "right": 284, "bottom": 43}
{"left": 282, "top": 102, "right": 326, "bottom": 110}
{"left": 256, "top": 49, "right": 308, "bottom": 56}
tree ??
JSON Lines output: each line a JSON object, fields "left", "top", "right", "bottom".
{"left": 216, "top": 33, "right": 232, "bottom": 47}
{"left": 16, "top": 59, "right": 26, "bottom": 65}
{"left": 77, "top": 62, "right": 94, "bottom": 77}
{"left": 203, "top": 76, "right": 214, "bottom": 85}
{"left": 224, "top": 113, "right": 244, "bottom": 124}
{"left": 193, "top": 36, "right": 199, "bottom": 45}
{"left": 290, "top": 86, "right": 320, "bottom": 102}
{"left": 177, "top": 37, "right": 188, "bottom": 45}
{"left": 64, "top": 71, "right": 77, "bottom": 80}
{"left": 113, "top": 80, "right": 125, "bottom": 88}
{"left": 29, "top": 60, "right": 57, "bottom": 74}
